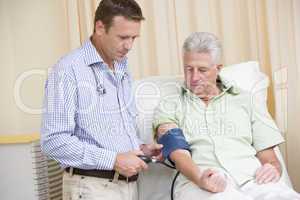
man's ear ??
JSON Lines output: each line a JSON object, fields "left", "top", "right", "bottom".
{"left": 216, "top": 64, "right": 223, "bottom": 71}
{"left": 94, "top": 20, "right": 105, "bottom": 36}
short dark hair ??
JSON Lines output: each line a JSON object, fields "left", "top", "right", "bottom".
{"left": 94, "top": 0, "right": 145, "bottom": 31}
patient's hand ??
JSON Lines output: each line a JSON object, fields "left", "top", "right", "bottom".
{"left": 255, "top": 163, "right": 280, "bottom": 184}
{"left": 197, "top": 169, "right": 227, "bottom": 193}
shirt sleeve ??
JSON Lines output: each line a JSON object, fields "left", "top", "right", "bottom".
{"left": 152, "top": 97, "right": 181, "bottom": 134}
{"left": 41, "top": 66, "right": 117, "bottom": 170}
{"left": 250, "top": 97, "right": 285, "bottom": 152}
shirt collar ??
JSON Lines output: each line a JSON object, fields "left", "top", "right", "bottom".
{"left": 82, "top": 38, "right": 128, "bottom": 68}
{"left": 218, "top": 76, "right": 240, "bottom": 94}
{"left": 82, "top": 39, "right": 104, "bottom": 66}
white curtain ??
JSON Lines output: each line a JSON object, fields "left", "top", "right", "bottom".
{"left": 265, "top": 0, "right": 300, "bottom": 190}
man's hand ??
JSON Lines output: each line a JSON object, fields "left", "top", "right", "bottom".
{"left": 255, "top": 163, "right": 280, "bottom": 184}
{"left": 197, "top": 169, "right": 227, "bottom": 193}
{"left": 140, "top": 143, "right": 163, "bottom": 160}
{"left": 114, "top": 150, "right": 148, "bottom": 177}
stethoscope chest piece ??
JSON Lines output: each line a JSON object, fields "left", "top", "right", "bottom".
{"left": 96, "top": 84, "right": 106, "bottom": 95}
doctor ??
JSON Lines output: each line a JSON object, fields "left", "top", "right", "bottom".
{"left": 41, "top": 0, "right": 162, "bottom": 200}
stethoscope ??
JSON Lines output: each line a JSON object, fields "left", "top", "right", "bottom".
{"left": 90, "top": 64, "right": 142, "bottom": 149}
{"left": 91, "top": 65, "right": 106, "bottom": 95}
{"left": 90, "top": 65, "right": 133, "bottom": 115}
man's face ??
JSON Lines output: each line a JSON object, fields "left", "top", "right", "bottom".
{"left": 95, "top": 16, "right": 141, "bottom": 62}
{"left": 183, "top": 52, "right": 221, "bottom": 96}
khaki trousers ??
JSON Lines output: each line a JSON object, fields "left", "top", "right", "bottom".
{"left": 62, "top": 172, "right": 138, "bottom": 200}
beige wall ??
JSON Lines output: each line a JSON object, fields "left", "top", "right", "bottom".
{"left": 0, "top": 0, "right": 70, "bottom": 134}
{"left": 1, "top": 0, "right": 274, "bottom": 133}
{"left": 0, "top": 0, "right": 299, "bottom": 191}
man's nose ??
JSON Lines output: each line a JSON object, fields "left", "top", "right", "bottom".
{"left": 124, "top": 38, "right": 134, "bottom": 50}
{"left": 191, "top": 70, "right": 201, "bottom": 82}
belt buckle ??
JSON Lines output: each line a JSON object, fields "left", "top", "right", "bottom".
{"left": 112, "top": 171, "right": 119, "bottom": 183}
{"left": 68, "top": 167, "right": 74, "bottom": 177}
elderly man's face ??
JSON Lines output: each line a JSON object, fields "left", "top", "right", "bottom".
{"left": 183, "top": 52, "right": 222, "bottom": 96}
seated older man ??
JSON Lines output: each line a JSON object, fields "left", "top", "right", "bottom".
{"left": 153, "top": 32, "right": 300, "bottom": 200}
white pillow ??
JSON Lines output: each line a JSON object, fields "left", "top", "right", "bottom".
{"left": 220, "top": 61, "right": 269, "bottom": 102}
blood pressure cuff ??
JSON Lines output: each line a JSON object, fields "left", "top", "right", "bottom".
{"left": 157, "top": 128, "right": 191, "bottom": 165}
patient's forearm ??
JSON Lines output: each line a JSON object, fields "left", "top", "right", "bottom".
{"left": 170, "top": 149, "right": 202, "bottom": 186}
{"left": 156, "top": 124, "right": 202, "bottom": 185}
{"left": 256, "top": 147, "right": 282, "bottom": 174}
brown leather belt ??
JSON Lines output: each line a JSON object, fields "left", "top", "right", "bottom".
{"left": 65, "top": 167, "right": 138, "bottom": 182}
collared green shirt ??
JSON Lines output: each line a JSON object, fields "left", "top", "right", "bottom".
{"left": 153, "top": 77, "right": 284, "bottom": 186}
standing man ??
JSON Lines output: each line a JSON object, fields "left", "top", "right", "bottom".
{"left": 41, "top": 0, "right": 162, "bottom": 199}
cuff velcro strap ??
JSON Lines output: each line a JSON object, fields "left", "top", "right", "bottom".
{"left": 157, "top": 128, "right": 190, "bottom": 165}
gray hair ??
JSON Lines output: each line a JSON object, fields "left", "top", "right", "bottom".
{"left": 183, "top": 32, "right": 222, "bottom": 64}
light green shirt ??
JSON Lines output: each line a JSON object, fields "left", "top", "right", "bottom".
{"left": 153, "top": 78, "right": 284, "bottom": 186}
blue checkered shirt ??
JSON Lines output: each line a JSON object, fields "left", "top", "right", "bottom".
{"left": 41, "top": 39, "right": 141, "bottom": 170}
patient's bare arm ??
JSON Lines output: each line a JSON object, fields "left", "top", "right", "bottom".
{"left": 255, "top": 147, "right": 281, "bottom": 184}
{"left": 156, "top": 123, "right": 227, "bottom": 193}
